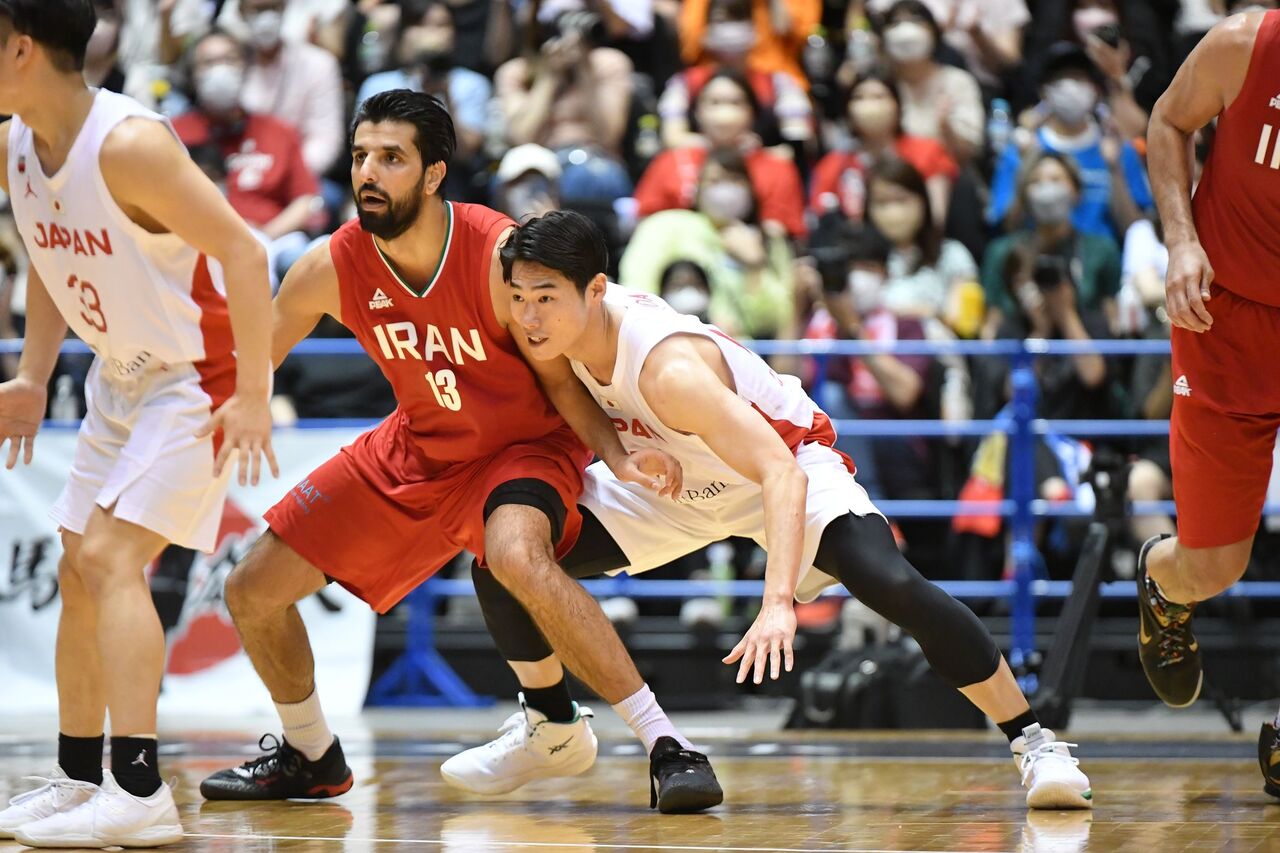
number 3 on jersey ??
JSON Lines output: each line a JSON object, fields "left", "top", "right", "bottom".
{"left": 66, "top": 274, "right": 107, "bottom": 332}
{"left": 425, "top": 369, "right": 461, "bottom": 411}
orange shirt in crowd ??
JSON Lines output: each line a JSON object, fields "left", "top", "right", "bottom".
{"left": 678, "top": 0, "right": 821, "bottom": 89}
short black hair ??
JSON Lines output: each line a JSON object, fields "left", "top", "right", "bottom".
{"left": 500, "top": 210, "right": 609, "bottom": 292}
{"left": 881, "top": 0, "right": 943, "bottom": 48}
{"left": 0, "top": 0, "right": 96, "bottom": 72}
{"left": 351, "top": 89, "right": 456, "bottom": 167}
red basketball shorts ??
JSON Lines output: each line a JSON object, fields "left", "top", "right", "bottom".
{"left": 265, "top": 415, "right": 591, "bottom": 612}
{"left": 1170, "top": 284, "right": 1280, "bottom": 548}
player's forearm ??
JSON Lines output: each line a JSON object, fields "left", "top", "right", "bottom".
{"left": 219, "top": 240, "right": 274, "bottom": 396}
{"left": 760, "top": 463, "right": 807, "bottom": 605}
{"left": 16, "top": 273, "right": 67, "bottom": 386}
{"left": 546, "top": 376, "right": 627, "bottom": 468}
{"left": 1148, "top": 107, "right": 1199, "bottom": 247}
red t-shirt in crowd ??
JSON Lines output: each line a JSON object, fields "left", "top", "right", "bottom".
{"left": 633, "top": 145, "right": 807, "bottom": 238}
{"left": 808, "top": 136, "right": 958, "bottom": 221}
{"left": 172, "top": 111, "right": 319, "bottom": 229}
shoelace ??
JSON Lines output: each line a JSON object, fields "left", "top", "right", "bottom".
{"left": 484, "top": 712, "right": 532, "bottom": 753}
{"left": 239, "top": 734, "right": 302, "bottom": 779}
{"left": 1153, "top": 601, "right": 1194, "bottom": 667}
{"left": 1018, "top": 741, "right": 1080, "bottom": 787}
{"left": 648, "top": 749, "right": 713, "bottom": 809}
{"left": 9, "top": 776, "right": 99, "bottom": 807}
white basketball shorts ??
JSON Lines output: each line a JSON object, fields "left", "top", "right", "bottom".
{"left": 580, "top": 441, "right": 883, "bottom": 602}
{"left": 50, "top": 358, "right": 231, "bottom": 552}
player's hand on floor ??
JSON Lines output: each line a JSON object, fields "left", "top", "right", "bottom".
{"left": 1165, "top": 241, "right": 1215, "bottom": 333}
{"left": 196, "top": 392, "right": 280, "bottom": 486}
{"left": 614, "top": 448, "right": 683, "bottom": 499}
{"left": 724, "top": 599, "right": 797, "bottom": 685}
{"left": 0, "top": 376, "right": 47, "bottom": 468}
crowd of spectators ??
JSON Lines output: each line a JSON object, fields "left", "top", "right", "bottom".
{"left": 3, "top": 0, "right": 1277, "bottom": 595}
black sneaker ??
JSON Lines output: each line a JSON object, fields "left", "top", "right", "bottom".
{"left": 1259, "top": 722, "right": 1280, "bottom": 798}
{"left": 200, "top": 734, "right": 353, "bottom": 800}
{"left": 648, "top": 736, "right": 723, "bottom": 814}
{"left": 1136, "top": 534, "right": 1203, "bottom": 708}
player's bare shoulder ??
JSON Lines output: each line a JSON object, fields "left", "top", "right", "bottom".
{"left": 639, "top": 334, "right": 735, "bottom": 414}
{"left": 1201, "top": 11, "right": 1265, "bottom": 99}
{"left": 96, "top": 116, "right": 186, "bottom": 227}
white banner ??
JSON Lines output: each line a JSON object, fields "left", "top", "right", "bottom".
{"left": 0, "top": 427, "right": 375, "bottom": 716}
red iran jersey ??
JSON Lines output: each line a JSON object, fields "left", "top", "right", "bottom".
{"left": 1194, "top": 10, "right": 1280, "bottom": 307}
{"left": 328, "top": 202, "right": 570, "bottom": 462}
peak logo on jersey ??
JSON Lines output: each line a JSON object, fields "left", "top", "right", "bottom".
{"left": 32, "top": 222, "right": 113, "bottom": 257}
{"left": 1271, "top": 94, "right": 1280, "bottom": 110}
{"left": 1174, "top": 374, "right": 1191, "bottom": 397}
{"left": 369, "top": 288, "right": 394, "bottom": 310}
{"left": 371, "top": 321, "right": 488, "bottom": 365}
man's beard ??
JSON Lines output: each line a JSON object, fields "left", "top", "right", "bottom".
{"left": 355, "top": 172, "right": 427, "bottom": 240}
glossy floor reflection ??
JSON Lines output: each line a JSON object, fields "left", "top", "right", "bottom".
{"left": 2, "top": 729, "right": 1279, "bottom": 851}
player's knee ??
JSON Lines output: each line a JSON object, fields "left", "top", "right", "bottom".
{"left": 73, "top": 538, "right": 140, "bottom": 598}
{"left": 1127, "top": 459, "right": 1169, "bottom": 501}
{"left": 486, "top": 537, "right": 555, "bottom": 585}
{"left": 223, "top": 533, "right": 293, "bottom": 620}
{"left": 56, "top": 557, "right": 90, "bottom": 608}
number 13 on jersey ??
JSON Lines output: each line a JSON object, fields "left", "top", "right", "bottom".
{"left": 425, "top": 369, "right": 461, "bottom": 411}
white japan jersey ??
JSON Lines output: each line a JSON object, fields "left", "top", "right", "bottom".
{"left": 571, "top": 286, "right": 853, "bottom": 504}
{"left": 8, "top": 89, "right": 233, "bottom": 382}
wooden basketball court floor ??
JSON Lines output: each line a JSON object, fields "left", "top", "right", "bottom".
{"left": 3, "top": 706, "right": 1280, "bottom": 852}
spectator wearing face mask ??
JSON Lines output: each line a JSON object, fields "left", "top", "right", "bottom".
{"left": 658, "top": 260, "right": 714, "bottom": 323}
{"left": 236, "top": 0, "right": 345, "bottom": 176}
{"left": 865, "top": 157, "right": 980, "bottom": 336}
{"left": 878, "top": 0, "right": 985, "bottom": 164}
{"left": 864, "top": 0, "right": 1030, "bottom": 97}
{"left": 988, "top": 43, "right": 1151, "bottom": 242}
{"left": 492, "top": 144, "right": 563, "bottom": 223}
{"left": 634, "top": 68, "right": 806, "bottom": 237}
{"left": 809, "top": 70, "right": 957, "bottom": 226}
{"left": 216, "top": 0, "right": 349, "bottom": 53}
{"left": 658, "top": 0, "right": 814, "bottom": 147}
{"left": 621, "top": 147, "right": 795, "bottom": 340}
{"left": 678, "top": 0, "right": 821, "bottom": 89}
{"left": 173, "top": 29, "right": 321, "bottom": 286}
{"left": 355, "top": 1, "right": 492, "bottom": 160}
{"left": 981, "top": 151, "right": 1121, "bottom": 340}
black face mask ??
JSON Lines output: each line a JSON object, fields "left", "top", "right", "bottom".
{"left": 416, "top": 50, "right": 454, "bottom": 76}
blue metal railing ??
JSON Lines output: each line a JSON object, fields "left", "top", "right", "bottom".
{"left": 12, "top": 333, "right": 1277, "bottom": 703}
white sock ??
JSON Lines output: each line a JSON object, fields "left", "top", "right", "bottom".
{"left": 611, "top": 683, "right": 692, "bottom": 754}
{"left": 275, "top": 689, "right": 334, "bottom": 762}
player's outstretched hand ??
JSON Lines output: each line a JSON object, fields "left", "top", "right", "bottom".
{"left": 613, "top": 448, "right": 683, "bottom": 499}
{"left": 724, "top": 599, "right": 796, "bottom": 685}
{"left": 1165, "top": 240, "right": 1215, "bottom": 333}
{"left": 0, "top": 377, "right": 46, "bottom": 469}
{"left": 196, "top": 392, "right": 279, "bottom": 487}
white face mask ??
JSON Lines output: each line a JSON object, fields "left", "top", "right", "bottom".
{"left": 847, "top": 269, "right": 883, "bottom": 314}
{"left": 248, "top": 10, "right": 285, "bottom": 50}
{"left": 196, "top": 63, "right": 245, "bottom": 113}
{"left": 1026, "top": 180, "right": 1075, "bottom": 226}
{"left": 664, "top": 285, "right": 711, "bottom": 318}
{"left": 1044, "top": 78, "right": 1098, "bottom": 125}
{"left": 700, "top": 181, "right": 753, "bottom": 222}
{"left": 1072, "top": 7, "right": 1119, "bottom": 42}
{"left": 883, "top": 21, "right": 933, "bottom": 63}
{"left": 703, "top": 21, "right": 757, "bottom": 56}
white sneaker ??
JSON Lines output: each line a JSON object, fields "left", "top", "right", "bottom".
{"left": 14, "top": 770, "right": 183, "bottom": 848}
{"left": 441, "top": 694, "right": 597, "bottom": 795}
{"left": 1011, "top": 724, "right": 1093, "bottom": 810}
{"left": 0, "top": 767, "right": 98, "bottom": 839}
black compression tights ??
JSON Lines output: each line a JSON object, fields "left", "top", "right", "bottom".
{"left": 473, "top": 510, "right": 1002, "bottom": 690}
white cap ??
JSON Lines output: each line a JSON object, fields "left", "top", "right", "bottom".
{"left": 496, "top": 144, "right": 562, "bottom": 184}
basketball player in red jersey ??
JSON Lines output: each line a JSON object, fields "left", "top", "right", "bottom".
{"left": 1144, "top": 8, "right": 1280, "bottom": 793}
{"left": 199, "top": 90, "right": 723, "bottom": 811}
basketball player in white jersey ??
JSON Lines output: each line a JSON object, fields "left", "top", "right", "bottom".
{"left": 442, "top": 211, "right": 1094, "bottom": 810}
{"left": 0, "top": 1, "right": 276, "bottom": 847}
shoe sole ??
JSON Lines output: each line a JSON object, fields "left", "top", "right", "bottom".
{"left": 199, "top": 770, "right": 354, "bottom": 801}
{"left": 440, "top": 747, "right": 598, "bottom": 795}
{"left": 13, "top": 830, "right": 103, "bottom": 847}
{"left": 1027, "top": 782, "right": 1093, "bottom": 810}
{"left": 109, "top": 823, "right": 185, "bottom": 847}
{"left": 656, "top": 781, "right": 724, "bottom": 815}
